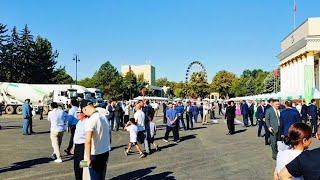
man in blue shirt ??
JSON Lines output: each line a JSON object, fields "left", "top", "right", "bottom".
{"left": 22, "top": 99, "right": 32, "bottom": 135}
{"left": 307, "top": 99, "right": 318, "bottom": 137}
{"left": 192, "top": 102, "right": 199, "bottom": 123}
{"left": 280, "top": 100, "right": 301, "bottom": 137}
{"left": 163, "top": 102, "right": 179, "bottom": 143}
{"left": 241, "top": 100, "right": 250, "bottom": 127}
{"left": 175, "top": 101, "right": 186, "bottom": 131}
{"left": 65, "top": 99, "right": 79, "bottom": 155}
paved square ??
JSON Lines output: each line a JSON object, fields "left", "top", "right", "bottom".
{"left": 0, "top": 114, "right": 319, "bottom": 180}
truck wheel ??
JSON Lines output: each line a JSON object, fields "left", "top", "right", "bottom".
{"left": 15, "top": 106, "right": 23, "bottom": 115}
{"left": 5, "top": 106, "right": 14, "bottom": 114}
{"left": 43, "top": 106, "right": 49, "bottom": 115}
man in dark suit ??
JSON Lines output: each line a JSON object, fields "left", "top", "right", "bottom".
{"left": 241, "top": 100, "right": 249, "bottom": 127}
{"left": 279, "top": 100, "right": 301, "bottom": 138}
{"left": 186, "top": 101, "right": 193, "bottom": 130}
{"left": 265, "top": 99, "right": 281, "bottom": 160}
{"left": 226, "top": 101, "right": 236, "bottom": 135}
{"left": 256, "top": 101, "right": 270, "bottom": 145}
{"left": 163, "top": 102, "right": 167, "bottom": 124}
{"left": 265, "top": 98, "right": 273, "bottom": 110}
{"left": 308, "top": 99, "right": 318, "bottom": 137}
{"left": 248, "top": 100, "right": 255, "bottom": 126}
{"left": 301, "top": 100, "right": 308, "bottom": 123}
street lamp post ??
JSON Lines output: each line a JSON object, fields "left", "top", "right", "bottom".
{"left": 73, "top": 54, "right": 80, "bottom": 85}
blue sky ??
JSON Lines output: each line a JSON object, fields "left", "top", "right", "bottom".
{"left": 1, "top": 0, "right": 320, "bottom": 82}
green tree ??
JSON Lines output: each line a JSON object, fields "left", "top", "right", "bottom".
{"left": 91, "top": 61, "right": 124, "bottom": 99}
{"left": 156, "top": 78, "right": 174, "bottom": 87}
{"left": 211, "top": 70, "right": 236, "bottom": 98}
{"left": 51, "top": 66, "right": 74, "bottom": 84}
{"left": 263, "top": 72, "right": 280, "bottom": 93}
{"left": 32, "top": 36, "right": 58, "bottom": 83}
{"left": 187, "top": 72, "right": 210, "bottom": 98}
{"left": 230, "top": 78, "right": 247, "bottom": 97}
{"left": 0, "top": 23, "right": 9, "bottom": 81}
{"left": 19, "top": 24, "right": 35, "bottom": 83}
{"left": 78, "top": 77, "right": 96, "bottom": 88}
{"left": 5, "top": 26, "right": 21, "bottom": 82}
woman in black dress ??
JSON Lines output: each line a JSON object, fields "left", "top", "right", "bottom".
{"left": 226, "top": 101, "right": 236, "bottom": 135}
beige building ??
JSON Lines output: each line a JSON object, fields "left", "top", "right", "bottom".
{"left": 278, "top": 17, "right": 320, "bottom": 98}
{"left": 121, "top": 64, "right": 156, "bottom": 86}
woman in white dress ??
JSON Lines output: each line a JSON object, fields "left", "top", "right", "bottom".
{"left": 274, "top": 123, "right": 312, "bottom": 180}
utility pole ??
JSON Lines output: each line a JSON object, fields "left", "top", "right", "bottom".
{"left": 73, "top": 54, "right": 80, "bottom": 85}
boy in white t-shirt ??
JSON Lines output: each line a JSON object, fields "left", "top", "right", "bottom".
{"left": 124, "top": 118, "right": 145, "bottom": 158}
{"left": 149, "top": 118, "right": 159, "bottom": 152}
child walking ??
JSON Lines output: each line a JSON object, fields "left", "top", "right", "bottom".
{"left": 149, "top": 118, "right": 159, "bottom": 151}
{"left": 124, "top": 118, "right": 145, "bottom": 158}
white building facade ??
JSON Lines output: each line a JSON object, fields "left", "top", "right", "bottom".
{"left": 278, "top": 17, "right": 320, "bottom": 98}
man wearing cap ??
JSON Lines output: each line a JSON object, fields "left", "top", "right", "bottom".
{"left": 22, "top": 99, "right": 32, "bottom": 135}
{"left": 83, "top": 101, "right": 111, "bottom": 180}
{"left": 65, "top": 99, "right": 79, "bottom": 155}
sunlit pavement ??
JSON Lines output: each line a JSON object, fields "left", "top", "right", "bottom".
{"left": 1, "top": 113, "right": 319, "bottom": 180}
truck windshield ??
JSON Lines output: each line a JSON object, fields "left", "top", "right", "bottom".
{"left": 68, "top": 90, "right": 78, "bottom": 98}
{"left": 84, "top": 92, "right": 92, "bottom": 100}
{"left": 95, "top": 92, "right": 103, "bottom": 98}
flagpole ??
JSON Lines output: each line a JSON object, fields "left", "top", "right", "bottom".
{"left": 293, "top": 0, "right": 296, "bottom": 29}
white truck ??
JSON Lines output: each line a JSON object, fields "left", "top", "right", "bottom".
{"left": 87, "top": 88, "right": 104, "bottom": 103}
{"left": 0, "top": 82, "right": 93, "bottom": 115}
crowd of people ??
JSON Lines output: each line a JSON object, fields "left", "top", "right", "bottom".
{"left": 2, "top": 95, "right": 320, "bottom": 179}
{"left": 224, "top": 98, "right": 320, "bottom": 179}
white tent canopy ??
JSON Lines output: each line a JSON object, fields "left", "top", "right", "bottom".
{"left": 133, "top": 96, "right": 169, "bottom": 101}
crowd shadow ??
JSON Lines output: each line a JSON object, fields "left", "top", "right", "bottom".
{"left": 0, "top": 125, "right": 22, "bottom": 130}
{"left": 0, "top": 157, "right": 52, "bottom": 173}
{"left": 0, "top": 156, "right": 73, "bottom": 174}
{"left": 34, "top": 131, "right": 50, "bottom": 135}
{"left": 180, "top": 134, "right": 197, "bottom": 142}
{"left": 111, "top": 144, "right": 127, "bottom": 151}
{"left": 233, "top": 129, "right": 247, "bottom": 134}
{"left": 191, "top": 126, "right": 207, "bottom": 130}
{"left": 110, "top": 166, "right": 174, "bottom": 180}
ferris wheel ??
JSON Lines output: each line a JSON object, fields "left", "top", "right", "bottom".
{"left": 185, "top": 61, "right": 207, "bottom": 82}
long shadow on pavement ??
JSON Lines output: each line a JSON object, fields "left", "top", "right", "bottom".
{"left": 0, "top": 125, "right": 22, "bottom": 130}
{"left": 110, "top": 166, "right": 175, "bottom": 180}
{"left": 233, "top": 129, "right": 247, "bottom": 134}
{"left": 0, "top": 157, "right": 52, "bottom": 173}
{"left": 191, "top": 126, "right": 207, "bottom": 130}
{"left": 0, "top": 157, "right": 73, "bottom": 174}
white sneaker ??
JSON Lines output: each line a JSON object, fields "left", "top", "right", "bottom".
{"left": 162, "top": 139, "right": 169, "bottom": 143}
{"left": 54, "top": 159, "right": 63, "bottom": 163}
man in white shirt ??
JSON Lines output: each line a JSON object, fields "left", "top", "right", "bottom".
{"left": 134, "top": 101, "right": 146, "bottom": 147}
{"left": 83, "top": 101, "right": 111, "bottom": 180}
{"left": 48, "top": 102, "right": 68, "bottom": 163}
{"left": 202, "top": 101, "right": 210, "bottom": 125}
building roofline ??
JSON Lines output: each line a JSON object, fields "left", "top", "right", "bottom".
{"left": 281, "top": 17, "right": 320, "bottom": 42}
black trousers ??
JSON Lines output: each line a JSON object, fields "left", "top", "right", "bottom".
{"left": 186, "top": 113, "right": 193, "bottom": 130}
{"left": 74, "top": 144, "right": 84, "bottom": 180}
{"left": 257, "top": 120, "right": 270, "bottom": 144}
{"left": 164, "top": 126, "right": 178, "bottom": 141}
{"left": 124, "top": 115, "right": 129, "bottom": 124}
{"left": 163, "top": 111, "right": 167, "bottom": 124}
{"left": 249, "top": 114, "right": 254, "bottom": 125}
{"left": 311, "top": 119, "right": 318, "bottom": 136}
{"left": 29, "top": 118, "right": 33, "bottom": 133}
{"left": 89, "top": 151, "right": 110, "bottom": 180}
{"left": 227, "top": 118, "right": 235, "bottom": 134}
{"left": 67, "top": 125, "right": 76, "bottom": 152}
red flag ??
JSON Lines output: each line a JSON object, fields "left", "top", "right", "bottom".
{"left": 274, "top": 69, "right": 279, "bottom": 77}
